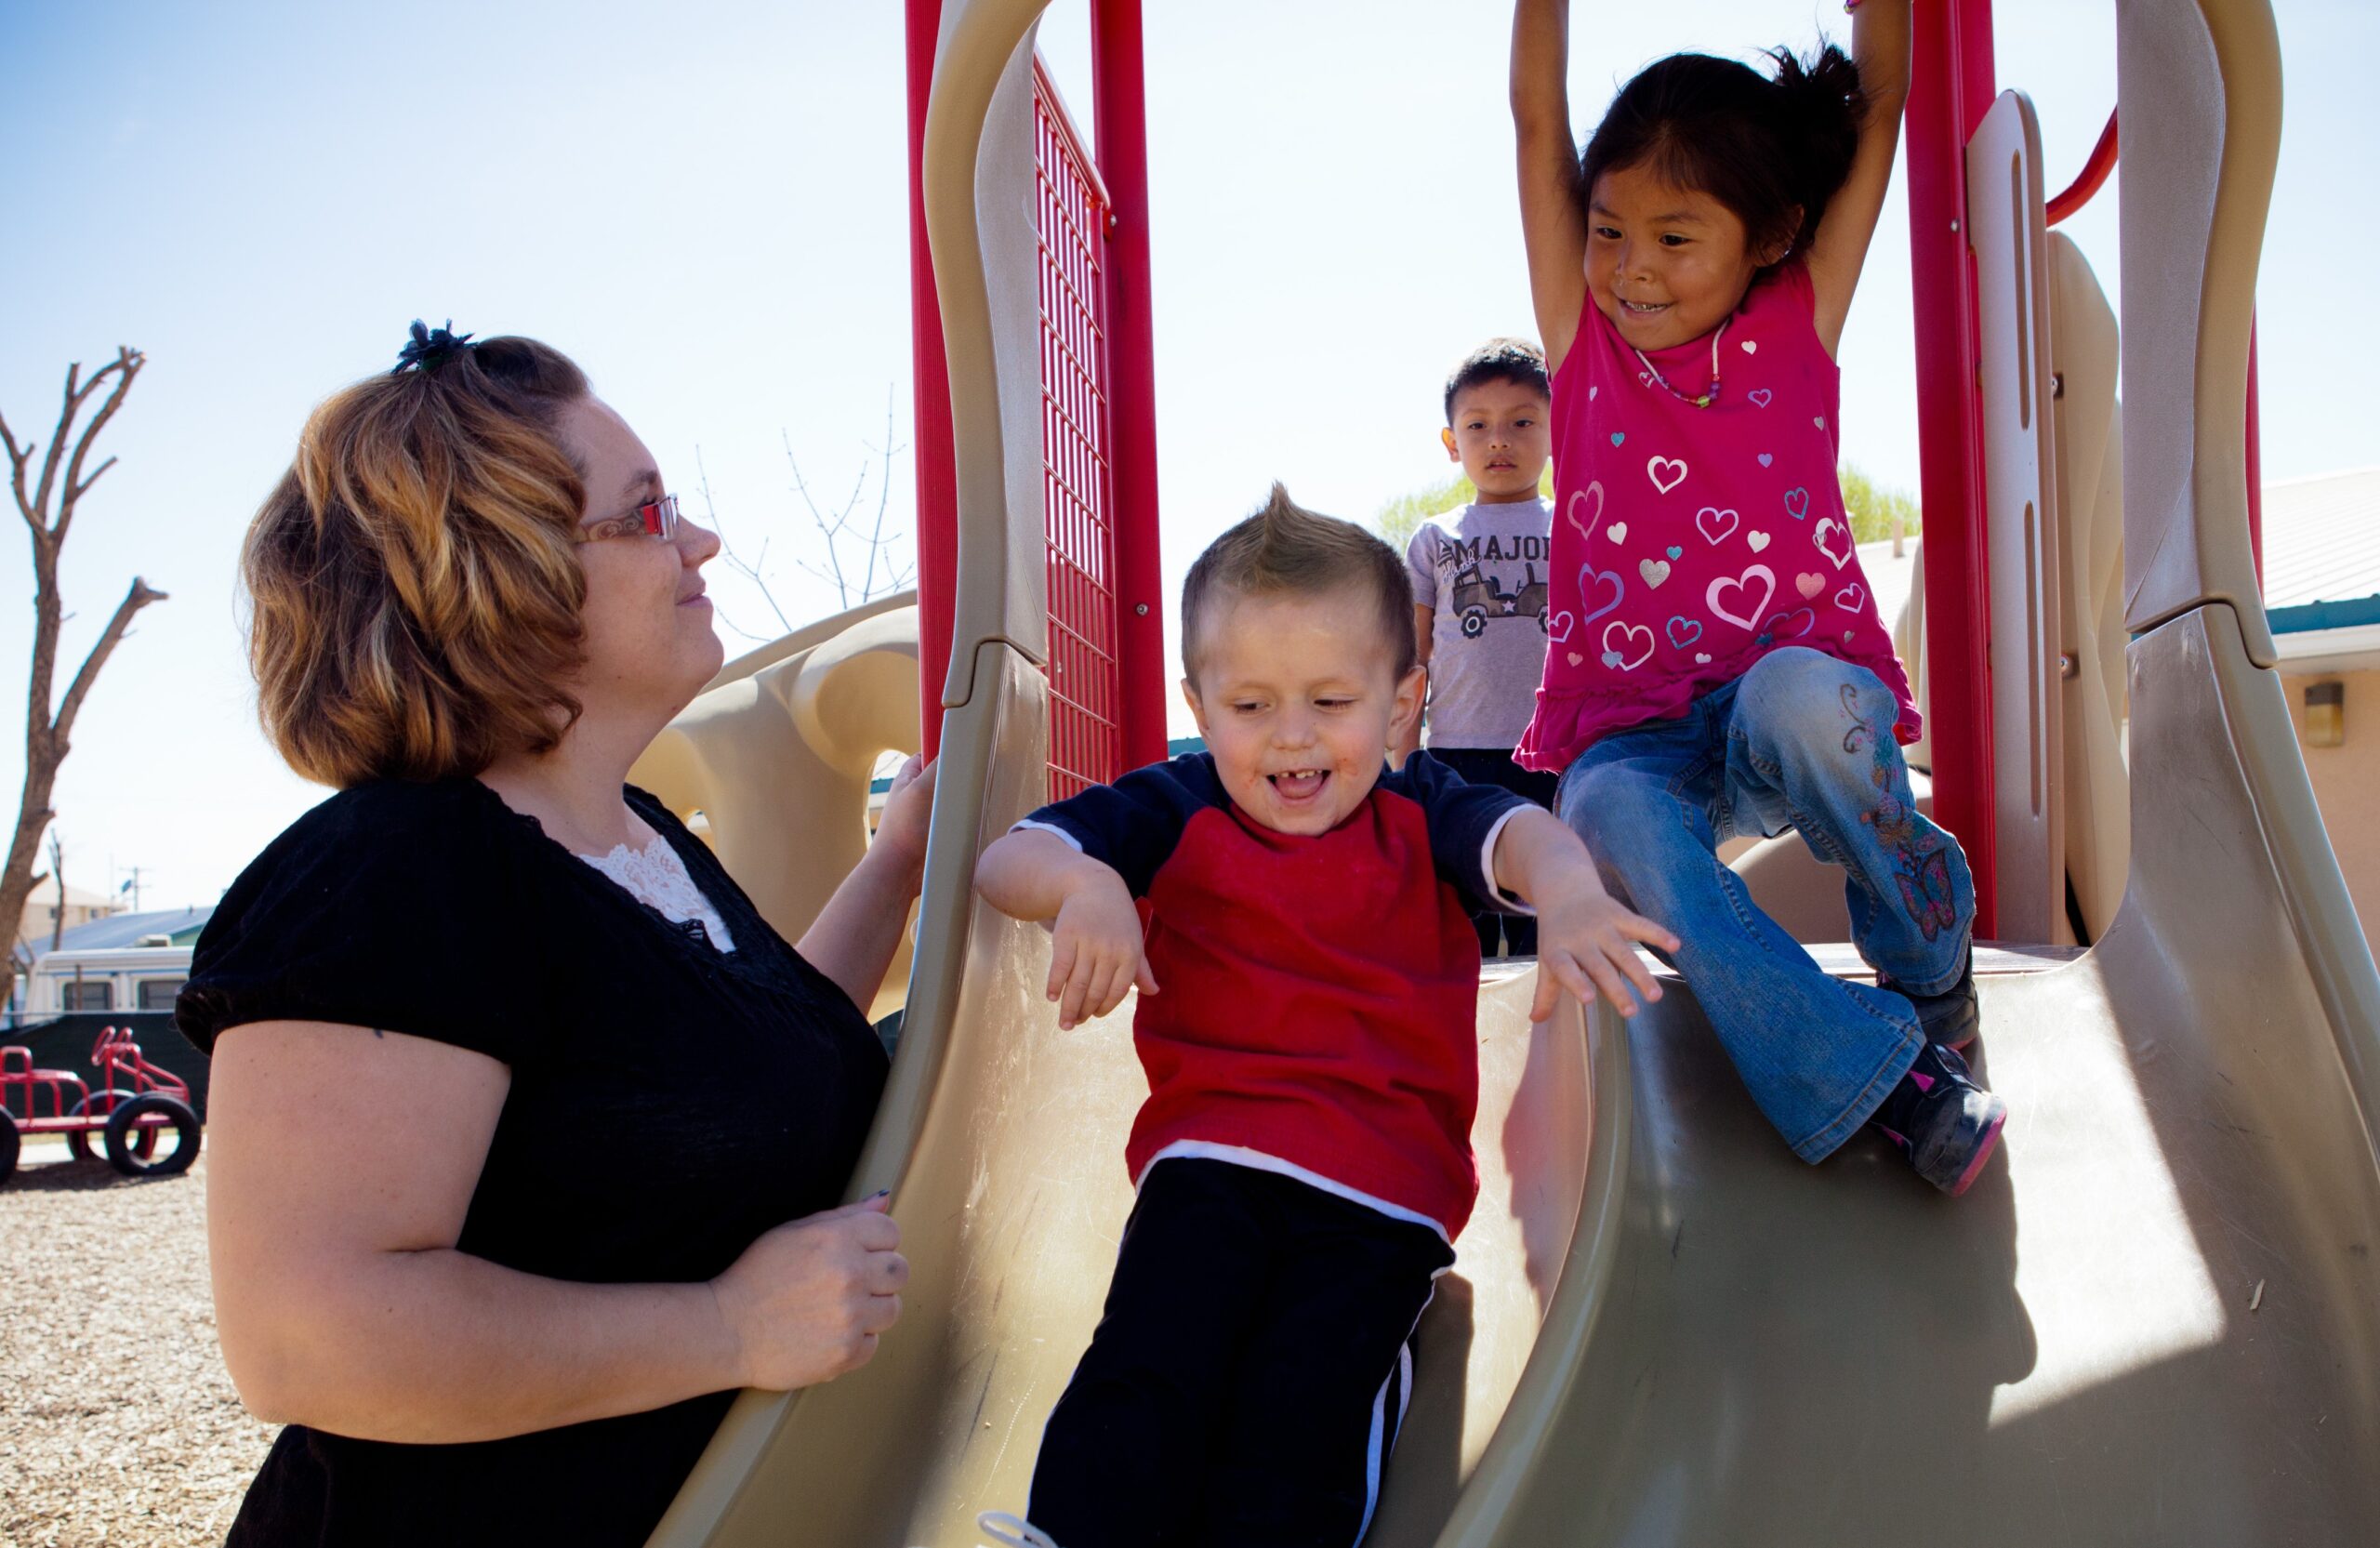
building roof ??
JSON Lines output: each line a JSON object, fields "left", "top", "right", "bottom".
{"left": 43, "top": 906, "right": 215, "bottom": 954}
{"left": 2263, "top": 467, "right": 2380, "bottom": 633}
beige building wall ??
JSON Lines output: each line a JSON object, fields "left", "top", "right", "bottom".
{"left": 15, "top": 880, "right": 117, "bottom": 956}
{"left": 2283, "top": 667, "right": 2379, "bottom": 937}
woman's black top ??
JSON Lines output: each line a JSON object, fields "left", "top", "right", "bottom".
{"left": 178, "top": 777, "right": 890, "bottom": 1548}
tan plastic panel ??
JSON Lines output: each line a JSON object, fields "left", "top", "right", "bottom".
{"left": 2046, "top": 233, "right": 2132, "bottom": 941}
{"left": 628, "top": 606, "right": 922, "bottom": 1023}
{"left": 2116, "top": 0, "right": 2281, "bottom": 661}
{"left": 704, "top": 589, "right": 917, "bottom": 697}
{"left": 920, "top": 0, "right": 1055, "bottom": 708}
{"left": 1966, "top": 91, "right": 2067, "bottom": 944}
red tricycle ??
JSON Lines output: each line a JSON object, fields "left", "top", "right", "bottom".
{"left": 0, "top": 1025, "right": 201, "bottom": 1184}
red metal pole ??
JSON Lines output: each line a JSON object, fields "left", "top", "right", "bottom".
{"left": 1091, "top": 0, "right": 1170, "bottom": 771}
{"left": 2246, "top": 318, "right": 2263, "bottom": 589}
{"left": 2044, "top": 107, "right": 2118, "bottom": 227}
{"left": 1904, "top": 0, "right": 2000, "bottom": 936}
{"left": 906, "top": 0, "right": 958, "bottom": 759}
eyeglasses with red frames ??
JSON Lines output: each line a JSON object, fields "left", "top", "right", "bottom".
{"left": 578, "top": 494, "right": 681, "bottom": 544}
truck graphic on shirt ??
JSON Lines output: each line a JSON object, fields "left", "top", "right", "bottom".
{"left": 1450, "top": 562, "right": 1551, "bottom": 637}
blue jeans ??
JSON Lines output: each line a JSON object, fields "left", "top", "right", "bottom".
{"left": 1557, "top": 648, "right": 1976, "bottom": 1161}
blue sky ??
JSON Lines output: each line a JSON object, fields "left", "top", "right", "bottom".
{"left": 2, "top": 0, "right": 2373, "bottom": 909}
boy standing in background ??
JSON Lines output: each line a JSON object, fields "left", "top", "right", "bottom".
{"left": 1401, "top": 338, "right": 1558, "bottom": 956}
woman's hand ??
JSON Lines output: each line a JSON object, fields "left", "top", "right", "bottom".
{"left": 871, "top": 754, "right": 937, "bottom": 886}
{"left": 711, "top": 1194, "right": 908, "bottom": 1392}
{"left": 1048, "top": 867, "right": 1157, "bottom": 1030}
{"left": 798, "top": 755, "right": 938, "bottom": 1012}
{"left": 211, "top": 1021, "right": 882, "bottom": 1443}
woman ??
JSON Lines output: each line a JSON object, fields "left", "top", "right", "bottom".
{"left": 183, "top": 324, "right": 926, "bottom": 1545}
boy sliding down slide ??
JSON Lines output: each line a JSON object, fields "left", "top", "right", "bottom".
{"left": 973, "top": 485, "right": 1674, "bottom": 1548}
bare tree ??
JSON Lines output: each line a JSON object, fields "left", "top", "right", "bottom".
{"left": 702, "top": 389, "right": 915, "bottom": 643}
{"left": 0, "top": 348, "right": 167, "bottom": 1014}
{"left": 47, "top": 831, "right": 66, "bottom": 952}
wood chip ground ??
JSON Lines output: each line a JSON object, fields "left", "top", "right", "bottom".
{"left": 1, "top": 1147, "right": 271, "bottom": 1547}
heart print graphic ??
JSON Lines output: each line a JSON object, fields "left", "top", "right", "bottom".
{"left": 1814, "top": 517, "right": 1855, "bottom": 569}
{"left": 1695, "top": 506, "right": 1739, "bottom": 546}
{"left": 1601, "top": 621, "right": 1656, "bottom": 671}
{"left": 1707, "top": 565, "right": 1777, "bottom": 631}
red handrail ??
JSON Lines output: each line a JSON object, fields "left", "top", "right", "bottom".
{"left": 2045, "top": 108, "right": 2119, "bottom": 226}
{"left": 905, "top": 0, "right": 958, "bottom": 759}
{"left": 1905, "top": 0, "right": 2002, "bottom": 937}
{"left": 1091, "top": 0, "right": 1170, "bottom": 773}
{"left": 1033, "top": 56, "right": 1112, "bottom": 218}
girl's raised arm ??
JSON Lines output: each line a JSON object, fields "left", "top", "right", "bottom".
{"left": 1805, "top": 0, "right": 1911, "bottom": 355}
{"left": 1513, "top": 0, "right": 1588, "bottom": 374}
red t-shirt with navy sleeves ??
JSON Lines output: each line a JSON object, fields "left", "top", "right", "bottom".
{"left": 1515, "top": 261, "right": 1920, "bottom": 774}
{"left": 1019, "top": 751, "right": 1526, "bottom": 1238}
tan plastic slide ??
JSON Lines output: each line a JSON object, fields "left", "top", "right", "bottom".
{"left": 635, "top": 1, "right": 2380, "bottom": 1541}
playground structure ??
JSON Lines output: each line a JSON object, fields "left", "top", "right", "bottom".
{"left": 619, "top": 0, "right": 2380, "bottom": 1541}
{"left": 0, "top": 1025, "right": 202, "bottom": 1184}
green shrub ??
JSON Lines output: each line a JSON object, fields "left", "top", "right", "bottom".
{"left": 1374, "top": 466, "right": 1555, "bottom": 549}
{"left": 1377, "top": 464, "right": 1914, "bottom": 549}
{"left": 1838, "top": 463, "right": 1921, "bottom": 546}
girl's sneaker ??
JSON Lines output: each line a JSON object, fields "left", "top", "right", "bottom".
{"left": 978, "top": 1512, "right": 1062, "bottom": 1548}
{"left": 1871, "top": 1041, "right": 2006, "bottom": 1197}
{"left": 1878, "top": 949, "right": 1979, "bottom": 1050}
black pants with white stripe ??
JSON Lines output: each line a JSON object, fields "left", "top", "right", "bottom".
{"left": 1027, "top": 1158, "right": 1454, "bottom": 1547}
{"left": 1425, "top": 747, "right": 1559, "bottom": 958}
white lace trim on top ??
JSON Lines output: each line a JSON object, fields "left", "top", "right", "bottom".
{"left": 578, "top": 836, "right": 736, "bottom": 953}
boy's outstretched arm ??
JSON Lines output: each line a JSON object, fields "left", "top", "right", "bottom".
{"left": 1513, "top": 0, "right": 1588, "bottom": 374}
{"left": 975, "top": 828, "right": 1157, "bottom": 1030}
{"left": 1806, "top": 0, "right": 1912, "bottom": 355}
{"left": 1492, "top": 808, "right": 1681, "bottom": 1022}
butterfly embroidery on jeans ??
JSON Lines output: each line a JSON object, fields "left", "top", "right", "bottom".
{"left": 1897, "top": 848, "right": 1960, "bottom": 941}
{"left": 1840, "top": 681, "right": 1953, "bottom": 932}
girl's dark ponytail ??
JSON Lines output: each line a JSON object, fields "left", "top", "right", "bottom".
{"left": 1766, "top": 44, "right": 1869, "bottom": 252}
{"left": 1578, "top": 42, "right": 1871, "bottom": 271}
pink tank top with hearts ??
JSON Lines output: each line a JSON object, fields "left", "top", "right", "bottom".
{"left": 1514, "top": 260, "right": 1919, "bottom": 774}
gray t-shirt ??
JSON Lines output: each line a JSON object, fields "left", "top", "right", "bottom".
{"left": 1405, "top": 499, "right": 1554, "bottom": 750}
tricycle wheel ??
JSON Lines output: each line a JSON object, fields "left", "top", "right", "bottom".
{"left": 67, "top": 1090, "right": 154, "bottom": 1164}
{"left": 104, "top": 1093, "right": 199, "bottom": 1178}
{"left": 0, "top": 1108, "right": 18, "bottom": 1184}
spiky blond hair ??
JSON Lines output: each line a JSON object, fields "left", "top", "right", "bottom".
{"left": 1180, "top": 483, "right": 1417, "bottom": 683}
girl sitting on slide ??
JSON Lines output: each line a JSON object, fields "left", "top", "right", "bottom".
{"left": 1510, "top": 0, "right": 2005, "bottom": 1194}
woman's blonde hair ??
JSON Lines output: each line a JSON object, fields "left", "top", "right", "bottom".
{"left": 243, "top": 333, "right": 593, "bottom": 787}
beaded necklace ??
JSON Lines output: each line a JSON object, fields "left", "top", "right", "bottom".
{"left": 1631, "top": 317, "right": 1728, "bottom": 410}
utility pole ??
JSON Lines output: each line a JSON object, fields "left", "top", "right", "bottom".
{"left": 119, "top": 865, "right": 148, "bottom": 913}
